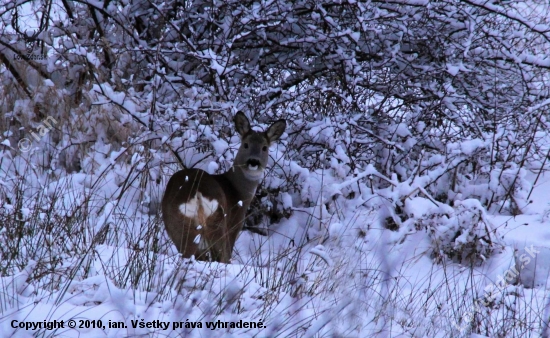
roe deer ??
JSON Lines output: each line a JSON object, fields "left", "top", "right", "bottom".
{"left": 162, "top": 112, "right": 286, "bottom": 263}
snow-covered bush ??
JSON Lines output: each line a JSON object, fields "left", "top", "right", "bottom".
{"left": 1, "top": 0, "right": 550, "bottom": 335}
{"left": 418, "top": 199, "right": 504, "bottom": 265}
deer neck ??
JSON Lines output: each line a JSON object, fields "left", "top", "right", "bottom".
{"left": 222, "top": 165, "right": 260, "bottom": 209}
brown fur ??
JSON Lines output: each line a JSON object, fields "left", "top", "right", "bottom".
{"left": 162, "top": 112, "right": 286, "bottom": 263}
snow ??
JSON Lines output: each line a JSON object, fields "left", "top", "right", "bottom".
{"left": 3, "top": 125, "right": 550, "bottom": 338}
{"left": 281, "top": 192, "right": 293, "bottom": 209}
{"left": 446, "top": 63, "right": 460, "bottom": 76}
{"left": 2, "top": 0, "right": 550, "bottom": 336}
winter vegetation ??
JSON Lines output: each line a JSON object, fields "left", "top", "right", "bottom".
{"left": 1, "top": 0, "right": 550, "bottom": 336}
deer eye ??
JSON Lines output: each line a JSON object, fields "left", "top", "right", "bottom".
{"left": 244, "top": 143, "right": 249, "bottom": 149}
{"left": 262, "top": 146, "right": 268, "bottom": 151}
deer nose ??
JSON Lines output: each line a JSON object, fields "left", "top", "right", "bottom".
{"left": 246, "top": 159, "right": 261, "bottom": 167}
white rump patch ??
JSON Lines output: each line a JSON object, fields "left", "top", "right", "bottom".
{"left": 179, "top": 198, "right": 199, "bottom": 218}
{"left": 201, "top": 195, "right": 219, "bottom": 216}
{"left": 179, "top": 192, "right": 219, "bottom": 219}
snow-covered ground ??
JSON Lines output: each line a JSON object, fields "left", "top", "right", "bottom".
{"left": 1, "top": 163, "right": 549, "bottom": 337}
{"left": 1, "top": 0, "right": 550, "bottom": 336}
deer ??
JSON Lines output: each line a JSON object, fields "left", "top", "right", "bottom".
{"left": 162, "top": 112, "right": 286, "bottom": 263}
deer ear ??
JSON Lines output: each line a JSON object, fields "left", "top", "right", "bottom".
{"left": 234, "top": 111, "right": 250, "bottom": 136}
{"left": 266, "top": 119, "right": 286, "bottom": 142}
